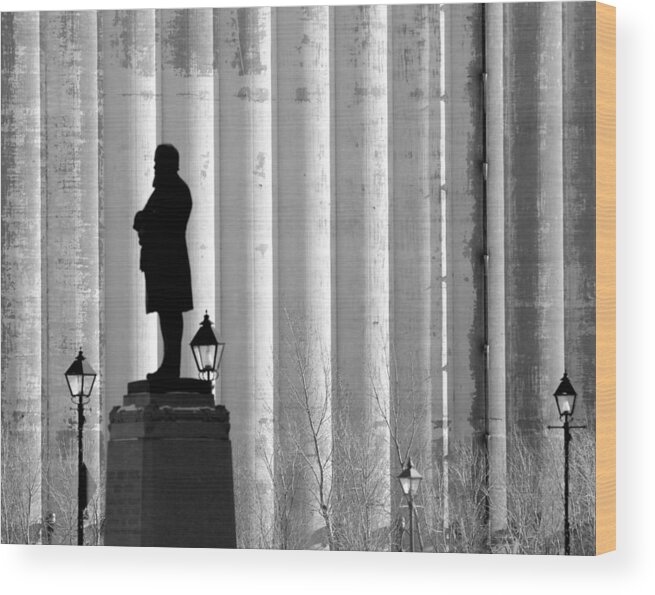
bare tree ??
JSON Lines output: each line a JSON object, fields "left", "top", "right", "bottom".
{"left": 234, "top": 310, "right": 597, "bottom": 555}
{"left": 329, "top": 407, "right": 392, "bottom": 551}
{"left": 231, "top": 418, "right": 304, "bottom": 550}
{"left": 443, "top": 441, "right": 489, "bottom": 552}
{"left": 43, "top": 440, "right": 78, "bottom": 545}
{"left": 1, "top": 418, "right": 42, "bottom": 544}
{"left": 42, "top": 432, "right": 104, "bottom": 546}
{"left": 85, "top": 471, "right": 105, "bottom": 546}
{"left": 503, "top": 428, "right": 595, "bottom": 555}
{"left": 370, "top": 340, "right": 433, "bottom": 552}
{"left": 415, "top": 440, "right": 489, "bottom": 554}
{"left": 278, "top": 311, "right": 336, "bottom": 549}
{"left": 419, "top": 471, "right": 447, "bottom": 552}
{"left": 562, "top": 428, "right": 596, "bottom": 555}
{"left": 259, "top": 427, "right": 305, "bottom": 550}
{"left": 264, "top": 311, "right": 396, "bottom": 551}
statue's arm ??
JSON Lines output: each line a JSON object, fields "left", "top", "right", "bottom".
{"left": 134, "top": 193, "right": 160, "bottom": 244}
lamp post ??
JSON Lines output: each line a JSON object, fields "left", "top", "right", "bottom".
{"left": 397, "top": 457, "right": 423, "bottom": 552}
{"left": 45, "top": 512, "right": 56, "bottom": 545}
{"left": 547, "top": 371, "right": 586, "bottom": 555}
{"left": 190, "top": 311, "right": 225, "bottom": 394}
{"left": 64, "top": 349, "right": 97, "bottom": 546}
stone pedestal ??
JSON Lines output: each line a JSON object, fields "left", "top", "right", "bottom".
{"left": 105, "top": 379, "right": 236, "bottom": 548}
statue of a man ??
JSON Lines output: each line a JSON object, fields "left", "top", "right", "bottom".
{"left": 133, "top": 144, "right": 193, "bottom": 379}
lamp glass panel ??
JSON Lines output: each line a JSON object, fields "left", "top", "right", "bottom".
{"left": 191, "top": 345, "right": 201, "bottom": 372}
{"left": 409, "top": 477, "right": 422, "bottom": 497}
{"left": 83, "top": 373, "right": 96, "bottom": 397}
{"left": 216, "top": 343, "right": 225, "bottom": 370}
{"left": 399, "top": 476, "right": 411, "bottom": 496}
{"left": 198, "top": 344, "right": 216, "bottom": 370}
{"left": 67, "top": 374, "right": 82, "bottom": 397}
{"left": 556, "top": 393, "right": 575, "bottom": 416}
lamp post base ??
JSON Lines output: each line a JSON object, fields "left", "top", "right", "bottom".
{"left": 105, "top": 380, "right": 236, "bottom": 548}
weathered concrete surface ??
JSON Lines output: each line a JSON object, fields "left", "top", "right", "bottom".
{"left": 333, "top": 5, "right": 391, "bottom": 543}
{"left": 504, "top": 3, "right": 567, "bottom": 541}
{"left": 1, "top": 11, "right": 43, "bottom": 527}
{"left": 217, "top": 7, "right": 275, "bottom": 546}
{"left": 40, "top": 10, "right": 102, "bottom": 519}
{"left": 563, "top": 2, "right": 596, "bottom": 427}
{"left": 505, "top": 3, "right": 565, "bottom": 435}
{"left": 444, "top": 3, "right": 486, "bottom": 444}
{"left": 389, "top": 2, "right": 440, "bottom": 515}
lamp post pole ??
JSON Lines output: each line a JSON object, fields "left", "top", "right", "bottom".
{"left": 397, "top": 457, "right": 422, "bottom": 553}
{"left": 548, "top": 371, "right": 586, "bottom": 555}
{"left": 564, "top": 415, "right": 571, "bottom": 555}
{"left": 408, "top": 492, "right": 415, "bottom": 553}
{"left": 76, "top": 395, "right": 85, "bottom": 546}
{"left": 45, "top": 512, "right": 55, "bottom": 545}
{"left": 65, "top": 349, "right": 97, "bottom": 547}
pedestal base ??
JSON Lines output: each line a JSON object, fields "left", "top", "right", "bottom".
{"left": 105, "top": 380, "right": 236, "bottom": 548}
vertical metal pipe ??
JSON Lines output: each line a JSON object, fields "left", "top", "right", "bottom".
{"left": 437, "top": 5, "right": 449, "bottom": 538}
{"left": 480, "top": 3, "right": 491, "bottom": 547}
{"left": 485, "top": 1, "right": 508, "bottom": 542}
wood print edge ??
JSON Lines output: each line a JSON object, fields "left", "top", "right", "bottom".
{"left": 595, "top": 0, "right": 616, "bottom": 556}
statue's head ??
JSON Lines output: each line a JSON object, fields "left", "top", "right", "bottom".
{"left": 154, "top": 144, "right": 179, "bottom": 171}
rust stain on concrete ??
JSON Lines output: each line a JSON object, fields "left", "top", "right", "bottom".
{"left": 294, "top": 87, "right": 310, "bottom": 102}
{"left": 236, "top": 86, "right": 269, "bottom": 102}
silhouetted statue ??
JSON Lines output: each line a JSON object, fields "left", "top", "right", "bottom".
{"left": 133, "top": 144, "right": 193, "bottom": 379}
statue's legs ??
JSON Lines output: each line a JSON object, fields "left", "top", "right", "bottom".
{"left": 148, "top": 310, "right": 183, "bottom": 379}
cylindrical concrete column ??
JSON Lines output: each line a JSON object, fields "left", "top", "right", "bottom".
{"left": 505, "top": 3, "right": 565, "bottom": 435}
{"left": 40, "top": 11, "right": 102, "bottom": 532}
{"left": 389, "top": 2, "right": 440, "bottom": 517}
{"left": 276, "top": 5, "right": 333, "bottom": 549}
{"left": 443, "top": 4, "right": 485, "bottom": 443}
{"left": 158, "top": 8, "right": 216, "bottom": 379}
{"left": 485, "top": 2, "right": 508, "bottom": 539}
{"left": 504, "top": 5, "right": 566, "bottom": 542}
{"left": 334, "top": 5, "right": 391, "bottom": 549}
{"left": 101, "top": 10, "right": 159, "bottom": 416}
{"left": 1, "top": 11, "right": 43, "bottom": 537}
{"left": 562, "top": 2, "right": 596, "bottom": 427}
{"left": 217, "top": 7, "right": 275, "bottom": 548}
